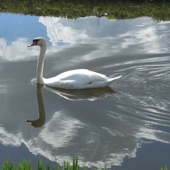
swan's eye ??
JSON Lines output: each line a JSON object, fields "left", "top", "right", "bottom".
{"left": 28, "top": 39, "right": 41, "bottom": 47}
{"left": 33, "top": 39, "right": 40, "bottom": 45}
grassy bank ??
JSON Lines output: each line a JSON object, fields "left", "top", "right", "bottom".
{"left": 0, "top": 0, "right": 170, "bottom": 20}
{"left": 1, "top": 158, "right": 169, "bottom": 170}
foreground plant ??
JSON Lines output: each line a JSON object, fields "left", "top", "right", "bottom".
{"left": 3, "top": 160, "right": 32, "bottom": 170}
{"left": 2, "top": 158, "right": 169, "bottom": 170}
{"left": 2, "top": 157, "right": 83, "bottom": 170}
{"left": 161, "top": 165, "right": 169, "bottom": 170}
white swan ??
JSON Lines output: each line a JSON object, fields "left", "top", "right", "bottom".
{"left": 28, "top": 37, "right": 122, "bottom": 89}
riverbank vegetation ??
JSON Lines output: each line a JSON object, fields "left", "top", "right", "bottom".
{"left": 1, "top": 158, "right": 169, "bottom": 170}
{"left": 0, "top": 0, "right": 170, "bottom": 20}
{"left": 2, "top": 158, "right": 80, "bottom": 170}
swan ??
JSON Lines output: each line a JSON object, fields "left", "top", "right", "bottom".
{"left": 28, "top": 37, "right": 122, "bottom": 89}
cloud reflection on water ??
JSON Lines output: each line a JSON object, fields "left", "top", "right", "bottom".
{"left": 0, "top": 15, "right": 170, "bottom": 168}
{"left": 1, "top": 17, "right": 170, "bottom": 62}
{"left": 39, "top": 16, "right": 170, "bottom": 54}
{"left": 0, "top": 81, "right": 170, "bottom": 168}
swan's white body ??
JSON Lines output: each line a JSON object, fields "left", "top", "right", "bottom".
{"left": 28, "top": 37, "right": 122, "bottom": 89}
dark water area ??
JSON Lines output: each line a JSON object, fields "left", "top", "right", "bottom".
{"left": 0, "top": 13, "right": 170, "bottom": 169}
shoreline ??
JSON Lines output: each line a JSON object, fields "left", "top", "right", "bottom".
{"left": 0, "top": 0, "right": 170, "bottom": 20}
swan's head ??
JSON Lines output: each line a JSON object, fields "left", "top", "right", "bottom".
{"left": 28, "top": 37, "right": 46, "bottom": 47}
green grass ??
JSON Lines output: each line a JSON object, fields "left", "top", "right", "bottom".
{"left": 1, "top": 157, "right": 169, "bottom": 170}
{"left": 2, "top": 157, "right": 94, "bottom": 170}
{"left": 161, "top": 165, "right": 169, "bottom": 170}
{"left": 1, "top": 0, "right": 170, "bottom": 20}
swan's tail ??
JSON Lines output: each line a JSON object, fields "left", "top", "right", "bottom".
{"left": 108, "top": 75, "right": 122, "bottom": 85}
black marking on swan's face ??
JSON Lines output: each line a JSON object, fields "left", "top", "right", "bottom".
{"left": 33, "top": 38, "right": 40, "bottom": 45}
{"left": 28, "top": 37, "right": 45, "bottom": 47}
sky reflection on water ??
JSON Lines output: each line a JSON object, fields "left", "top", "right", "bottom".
{"left": 0, "top": 13, "right": 170, "bottom": 169}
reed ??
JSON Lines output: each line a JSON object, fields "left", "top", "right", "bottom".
{"left": 1, "top": 158, "right": 169, "bottom": 170}
{"left": 2, "top": 157, "right": 89, "bottom": 170}
{"left": 161, "top": 165, "right": 169, "bottom": 170}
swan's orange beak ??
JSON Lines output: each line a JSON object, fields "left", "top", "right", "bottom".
{"left": 28, "top": 41, "right": 37, "bottom": 47}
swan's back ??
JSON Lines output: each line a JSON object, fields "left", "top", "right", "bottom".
{"left": 43, "top": 69, "right": 119, "bottom": 89}
{"left": 56, "top": 69, "right": 108, "bottom": 81}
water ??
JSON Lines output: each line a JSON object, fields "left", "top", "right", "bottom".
{"left": 0, "top": 13, "right": 170, "bottom": 169}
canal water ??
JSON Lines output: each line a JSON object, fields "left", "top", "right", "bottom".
{"left": 0, "top": 13, "right": 170, "bottom": 169}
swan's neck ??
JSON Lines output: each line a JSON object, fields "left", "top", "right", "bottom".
{"left": 37, "top": 45, "right": 46, "bottom": 84}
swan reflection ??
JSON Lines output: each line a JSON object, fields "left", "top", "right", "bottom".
{"left": 46, "top": 86, "right": 116, "bottom": 101}
{"left": 27, "top": 84, "right": 45, "bottom": 128}
{"left": 27, "top": 84, "right": 116, "bottom": 128}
